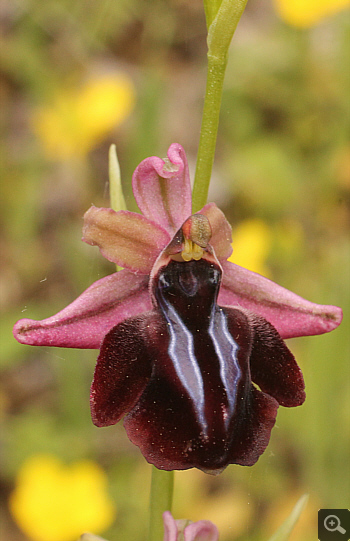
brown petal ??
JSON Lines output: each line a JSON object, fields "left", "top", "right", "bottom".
{"left": 83, "top": 206, "right": 170, "bottom": 274}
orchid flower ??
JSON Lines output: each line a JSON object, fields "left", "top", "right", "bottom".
{"left": 13, "top": 143, "right": 342, "bottom": 473}
{"left": 163, "top": 511, "right": 219, "bottom": 541}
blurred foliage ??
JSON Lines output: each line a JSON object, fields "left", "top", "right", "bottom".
{"left": 0, "top": 0, "right": 349, "bottom": 540}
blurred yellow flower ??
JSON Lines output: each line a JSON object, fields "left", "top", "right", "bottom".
{"left": 228, "top": 218, "right": 272, "bottom": 277}
{"left": 32, "top": 74, "right": 135, "bottom": 159}
{"left": 9, "top": 454, "right": 116, "bottom": 541}
{"left": 274, "top": 0, "right": 350, "bottom": 28}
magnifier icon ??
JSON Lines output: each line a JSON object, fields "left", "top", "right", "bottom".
{"left": 324, "top": 515, "right": 346, "bottom": 534}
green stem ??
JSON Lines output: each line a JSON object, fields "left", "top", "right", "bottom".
{"left": 192, "top": 0, "right": 248, "bottom": 213}
{"left": 203, "top": 0, "right": 222, "bottom": 28}
{"left": 148, "top": 467, "right": 174, "bottom": 541}
{"left": 192, "top": 53, "right": 227, "bottom": 213}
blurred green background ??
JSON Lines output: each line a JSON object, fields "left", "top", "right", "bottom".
{"left": 1, "top": 0, "right": 349, "bottom": 540}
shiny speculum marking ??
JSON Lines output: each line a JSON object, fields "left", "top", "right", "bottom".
{"left": 155, "top": 259, "right": 241, "bottom": 437}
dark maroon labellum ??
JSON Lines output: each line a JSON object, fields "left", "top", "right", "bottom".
{"left": 90, "top": 258, "right": 305, "bottom": 473}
